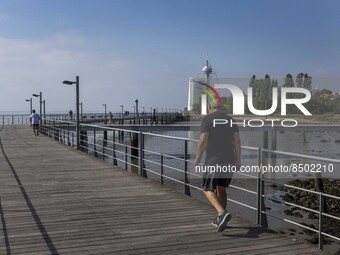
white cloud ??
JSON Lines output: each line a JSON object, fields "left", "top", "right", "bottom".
{"left": 0, "top": 34, "right": 132, "bottom": 113}
{"left": 0, "top": 32, "right": 188, "bottom": 114}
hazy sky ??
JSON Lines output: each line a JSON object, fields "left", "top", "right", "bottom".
{"left": 1, "top": 0, "right": 339, "bottom": 113}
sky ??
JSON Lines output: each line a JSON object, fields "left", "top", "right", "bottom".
{"left": 0, "top": 0, "right": 339, "bottom": 114}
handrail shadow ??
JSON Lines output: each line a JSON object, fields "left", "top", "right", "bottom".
{"left": 0, "top": 135, "right": 59, "bottom": 255}
{"left": 0, "top": 198, "right": 11, "bottom": 255}
{"left": 222, "top": 225, "right": 276, "bottom": 238}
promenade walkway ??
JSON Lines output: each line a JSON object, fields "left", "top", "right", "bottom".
{"left": 0, "top": 125, "right": 325, "bottom": 255}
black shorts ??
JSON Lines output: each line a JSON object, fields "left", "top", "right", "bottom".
{"left": 202, "top": 171, "right": 233, "bottom": 191}
{"left": 33, "top": 124, "right": 39, "bottom": 127}
{"left": 202, "top": 158, "right": 234, "bottom": 191}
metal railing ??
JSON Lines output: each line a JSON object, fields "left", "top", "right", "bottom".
{"left": 1, "top": 112, "right": 184, "bottom": 126}
{"left": 40, "top": 121, "right": 340, "bottom": 250}
{"left": 1, "top": 115, "right": 31, "bottom": 125}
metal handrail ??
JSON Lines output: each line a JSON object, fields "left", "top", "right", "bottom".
{"left": 262, "top": 148, "right": 340, "bottom": 164}
{"left": 40, "top": 121, "right": 340, "bottom": 250}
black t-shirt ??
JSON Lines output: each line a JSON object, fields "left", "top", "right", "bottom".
{"left": 201, "top": 111, "right": 239, "bottom": 164}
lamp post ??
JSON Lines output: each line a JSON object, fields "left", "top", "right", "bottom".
{"left": 120, "top": 105, "right": 124, "bottom": 124}
{"left": 62, "top": 76, "right": 80, "bottom": 150}
{"left": 25, "top": 98, "right": 32, "bottom": 114}
{"left": 103, "top": 103, "right": 107, "bottom": 124}
{"left": 80, "top": 102, "right": 83, "bottom": 120}
{"left": 32, "top": 92, "right": 42, "bottom": 126}
{"left": 135, "top": 99, "right": 139, "bottom": 118}
{"left": 43, "top": 100, "right": 46, "bottom": 123}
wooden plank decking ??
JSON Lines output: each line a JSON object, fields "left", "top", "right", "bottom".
{"left": 0, "top": 125, "right": 325, "bottom": 255}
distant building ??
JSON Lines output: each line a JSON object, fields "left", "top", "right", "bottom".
{"left": 187, "top": 78, "right": 205, "bottom": 111}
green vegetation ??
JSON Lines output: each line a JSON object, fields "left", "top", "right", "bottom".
{"left": 220, "top": 73, "right": 340, "bottom": 115}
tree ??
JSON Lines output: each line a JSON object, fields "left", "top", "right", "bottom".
{"left": 221, "top": 96, "right": 233, "bottom": 113}
{"left": 303, "top": 73, "right": 312, "bottom": 91}
{"left": 283, "top": 73, "right": 294, "bottom": 87}
{"left": 334, "top": 101, "right": 340, "bottom": 114}
{"left": 296, "top": 73, "right": 304, "bottom": 87}
{"left": 247, "top": 74, "right": 278, "bottom": 112}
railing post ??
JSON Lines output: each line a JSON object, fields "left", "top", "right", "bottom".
{"left": 318, "top": 193, "right": 324, "bottom": 250}
{"left": 53, "top": 121, "right": 56, "bottom": 140}
{"left": 184, "top": 140, "right": 191, "bottom": 196}
{"left": 67, "top": 123, "right": 70, "bottom": 146}
{"left": 130, "top": 131, "right": 139, "bottom": 174}
{"left": 94, "top": 127, "right": 97, "bottom": 157}
{"left": 84, "top": 131, "right": 88, "bottom": 153}
{"left": 79, "top": 130, "right": 84, "bottom": 150}
{"left": 112, "top": 130, "right": 117, "bottom": 166}
{"left": 256, "top": 147, "right": 262, "bottom": 225}
{"left": 259, "top": 148, "right": 268, "bottom": 228}
{"left": 125, "top": 145, "right": 128, "bottom": 170}
{"left": 160, "top": 153, "right": 164, "bottom": 185}
{"left": 139, "top": 132, "right": 144, "bottom": 177}
{"left": 61, "top": 130, "right": 64, "bottom": 144}
{"left": 103, "top": 130, "right": 107, "bottom": 161}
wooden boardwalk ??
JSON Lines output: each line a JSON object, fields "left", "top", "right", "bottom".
{"left": 0, "top": 125, "right": 325, "bottom": 255}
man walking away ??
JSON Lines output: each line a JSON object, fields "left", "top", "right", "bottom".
{"left": 194, "top": 103, "right": 241, "bottom": 232}
{"left": 30, "top": 109, "right": 40, "bottom": 136}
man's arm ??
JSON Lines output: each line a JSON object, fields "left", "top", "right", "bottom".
{"left": 194, "top": 132, "right": 208, "bottom": 166}
{"left": 233, "top": 132, "right": 241, "bottom": 168}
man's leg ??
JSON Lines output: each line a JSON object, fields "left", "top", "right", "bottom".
{"left": 203, "top": 189, "right": 231, "bottom": 232}
{"left": 203, "top": 190, "right": 224, "bottom": 214}
{"left": 216, "top": 185, "right": 227, "bottom": 210}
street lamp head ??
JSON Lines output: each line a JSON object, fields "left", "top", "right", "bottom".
{"left": 62, "top": 80, "right": 76, "bottom": 85}
{"left": 32, "top": 94, "right": 40, "bottom": 97}
{"left": 25, "top": 99, "right": 30, "bottom": 102}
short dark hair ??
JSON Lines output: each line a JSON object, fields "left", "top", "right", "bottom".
{"left": 32, "top": 109, "right": 36, "bottom": 113}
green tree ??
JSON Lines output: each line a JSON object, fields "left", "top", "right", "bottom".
{"left": 296, "top": 73, "right": 304, "bottom": 87}
{"left": 283, "top": 73, "right": 294, "bottom": 87}
{"left": 303, "top": 73, "right": 312, "bottom": 91}
{"left": 334, "top": 101, "right": 340, "bottom": 114}
{"left": 248, "top": 74, "right": 277, "bottom": 112}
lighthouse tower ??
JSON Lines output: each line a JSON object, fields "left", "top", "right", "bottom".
{"left": 187, "top": 55, "right": 215, "bottom": 111}
{"left": 202, "top": 57, "right": 213, "bottom": 83}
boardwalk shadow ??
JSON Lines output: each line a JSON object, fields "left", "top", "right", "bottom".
{"left": 222, "top": 225, "right": 276, "bottom": 238}
{"left": 0, "top": 136, "right": 60, "bottom": 255}
{"left": 0, "top": 198, "right": 11, "bottom": 255}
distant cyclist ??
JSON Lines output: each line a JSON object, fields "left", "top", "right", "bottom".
{"left": 30, "top": 109, "right": 40, "bottom": 136}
